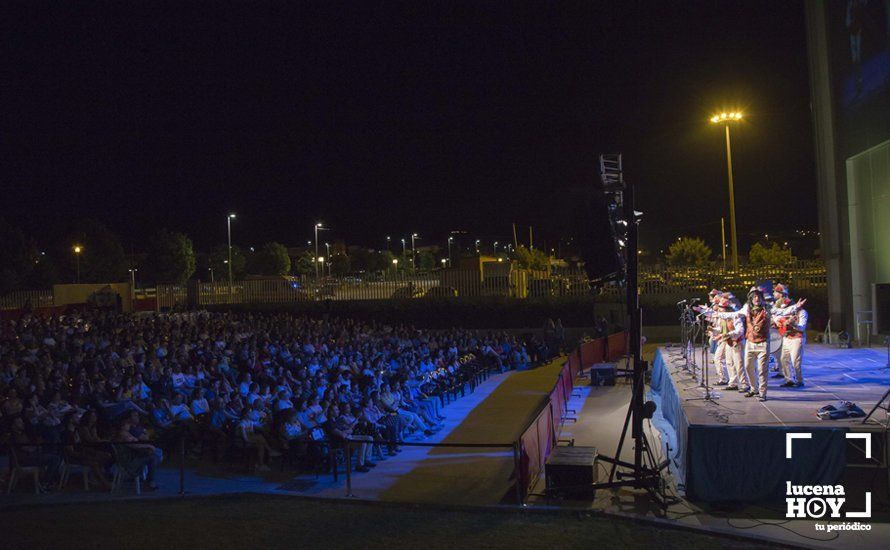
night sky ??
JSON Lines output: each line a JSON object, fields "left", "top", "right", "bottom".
{"left": 2, "top": 1, "right": 816, "bottom": 257}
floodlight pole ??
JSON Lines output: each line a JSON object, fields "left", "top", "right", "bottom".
{"left": 723, "top": 124, "right": 739, "bottom": 271}
{"left": 587, "top": 155, "right": 669, "bottom": 512}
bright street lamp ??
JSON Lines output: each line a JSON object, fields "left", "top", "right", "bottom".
{"left": 73, "top": 245, "right": 83, "bottom": 283}
{"left": 447, "top": 236, "right": 454, "bottom": 266}
{"left": 411, "top": 233, "right": 419, "bottom": 272}
{"left": 227, "top": 213, "right": 236, "bottom": 291}
{"left": 314, "top": 222, "right": 329, "bottom": 279}
{"left": 128, "top": 268, "right": 138, "bottom": 297}
{"left": 710, "top": 110, "right": 743, "bottom": 270}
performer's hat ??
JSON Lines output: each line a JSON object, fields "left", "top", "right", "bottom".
{"left": 717, "top": 297, "right": 733, "bottom": 310}
{"left": 709, "top": 289, "right": 721, "bottom": 297}
{"left": 774, "top": 283, "right": 789, "bottom": 296}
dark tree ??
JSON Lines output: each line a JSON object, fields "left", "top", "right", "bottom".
{"left": 209, "top": 244, "right": 246, "bottom": 280}
{"left": 146, "top": 229, "right": 197, "bottom": 284}
{"left": 68, "top": 219, "right": 128, "bottom": 283}
{"left": 252, "top": 242, "right": 292, "bottom": 276}
{"left": 331, "top": 254, "right": 351, "bottom": 276}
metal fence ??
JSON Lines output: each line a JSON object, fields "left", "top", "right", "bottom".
{"left": 0, "top": 261, "right": 828, "bottom": 311}
{"left": 0, "top": 289, "right": 54, "bottom": 310}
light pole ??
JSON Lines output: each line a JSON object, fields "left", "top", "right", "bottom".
{"left": 325, "top": 242, "right": 331, "bottom": 260}
{"left": 227, "top": 213, "right": 236, "bottom": 291}
{"left": 208, "top": 267, "right": 214, "bottom": 283}
{"left": 392, "top": 258, "right": 398, "bottom": 276}
{"left": 386, "top": 236, "right": 391, "bottom": 251}
{"left": 128, "top": 268, "right": 138, "bottom": 299}
{"left": 73, "top": 245, "right": 82, "bottom": 283}
{"left": 710, "top": 111, "right": 742, "bottom": 270}
{"left": 317, "top": 256, "right": 325, "bottom": 279}
{"left": 493, "top": 241, "right": 498, "bottom": 255}
{"left": 401, "top": 238, "right": 406, "bottom": 258}
{"left": 411, "top": 233, "right": 418, "bottom": 272}
{"left": 475, "top": 239, "right": 480, "bottom": 254}
{"left": 314, "top": 223, "right": 328, "bottom": 279}
{"left": 447, "top": 236, "right": 453, "bottom": 267}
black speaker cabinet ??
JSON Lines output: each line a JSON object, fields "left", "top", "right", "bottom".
{"left": 545, "top": 446, "right": 599, "bottom": 496}
{"left": 589, "top": 362, "right": 617, "bottom": 386}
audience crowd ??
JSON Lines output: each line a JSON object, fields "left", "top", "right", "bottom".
{"left": 1, "top": 310, "right": 549, "bottom": 491}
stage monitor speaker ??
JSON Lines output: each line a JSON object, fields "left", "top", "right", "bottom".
{"left": 545, "top": 446, "right": 599, "bottom": 497}
{"left": 589, "top": 362, "right": 617, "bottom": 386}
{"left": 874, "top": 283, "right": 890, "bottom": 335}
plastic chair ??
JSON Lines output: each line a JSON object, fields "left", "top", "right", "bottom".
{"left": 6, "top": 445, "right": 41, "bottom": 495}
{"left": 58, "top": 447, "right": 91, "bottom": 491}
{"left": 110, "top": 444, "right": 142, "bottom": 495}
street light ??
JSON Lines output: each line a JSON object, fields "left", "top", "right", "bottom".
{"left": 401, "top": 238, "right": 406, "bottom": 258}
{"left": 475, "top": 239, "right": 480, "bottom": 254}
{"left": 411, "top": 233, "right": 419, "bottom": 272}
{"left": 386, "top": 236, "right": 391, "bottom": 251}
{"left": 325, "top": 242, "right": 331, "bottom": 259}
{"left": 314, "top": 222, "right": 329, "bottom": 279}
{"left": 227, "top": 213, "right": 236, "bottom": 291}
{"left": 447, "top": 236, "right": 453, "bottom": 267}
{"left": 73, "top": 245, "right": 83, "bottom": 283}
{"left": 710, "top": 110, "right": 743, "bottom": 270}
{"left": 128, "top": 268, "right": 138, "bottom": 298}
{"left": 208, "top": 267, "right": 215, "bottom": 283}
{"left": 440, "top": 258, "right": 447, "bottom": 267}
{"left": 493, "top": 241, "right": 498, "bottom": 255}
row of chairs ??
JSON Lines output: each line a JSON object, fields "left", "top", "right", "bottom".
{"left": 6, "top": 443, "right": 147, "bottom": 495}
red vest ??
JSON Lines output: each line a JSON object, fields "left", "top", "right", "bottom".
{"left": 746, "top": 307, "right": 769, "bottom": 343}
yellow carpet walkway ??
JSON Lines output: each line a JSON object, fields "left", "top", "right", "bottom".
{"left": 380, "top": 356, "right": 567, "bottom": 505}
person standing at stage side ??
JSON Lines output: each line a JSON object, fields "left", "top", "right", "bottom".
{"left": 705, "top": 291, "right": 727, "bottom": 384}
{"left": 776, "top": 294, "right": 808, "bottom": 388}
{"left": 771, "top": 283, "right": 790, "bottom": 379}
{"left": 709, "top": 297, "right": 746, "bottom": 392}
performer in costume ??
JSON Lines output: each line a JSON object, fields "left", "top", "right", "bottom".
{"left": 775, "top": 293, "right": 808, "bottom": 388}
{"left": 708, "top": 297, "right": 745, "bottom": 391}
{"left": 698, "top": 288, "right": 804, "bottom": 401}
{"left": 771, "top": 283, "right": 790, "bottom": 378}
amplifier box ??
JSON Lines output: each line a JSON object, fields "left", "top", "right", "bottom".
{"left": 546, "top": 446, "right": 599, "bottom": 497}
{"left": 589, "top": 362, "right": 617, "bottom": 386}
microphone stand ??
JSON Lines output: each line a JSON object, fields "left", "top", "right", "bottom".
{"left": 686, "top": 312, "right": 719, "bottom": 402}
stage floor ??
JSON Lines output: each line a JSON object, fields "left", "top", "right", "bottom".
{"left": 657, "top": 343, "right": 890, "bottom": 429}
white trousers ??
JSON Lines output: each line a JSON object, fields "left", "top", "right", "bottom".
{"left": 713, "top": 341, "right": 742, "bottom": 386}
{"left": 744, "top": 340, "right": 770, "bottom": 396}
{"left": 781, "top": 335, "right": 805, "bottom": 384}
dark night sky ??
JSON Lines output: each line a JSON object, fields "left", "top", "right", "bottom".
{"left": 2, "top": 1, "right": 816, "bottom": 256}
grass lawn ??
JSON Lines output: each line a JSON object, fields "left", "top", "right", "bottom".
{"left": 4, "top": 493, "right": 773, "bottom": 549}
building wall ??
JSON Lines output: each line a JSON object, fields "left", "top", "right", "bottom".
{"left": 846, "top": 140, "right": 890, "bottom": 332}
{"left": 806, "top": 0, "right": 890, "bottom": 332}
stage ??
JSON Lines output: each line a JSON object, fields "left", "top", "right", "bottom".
{"left": 649, "top": 343, "right": 889, "bottom": 503}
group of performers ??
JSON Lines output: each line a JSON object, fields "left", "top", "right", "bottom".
{"left": 693, "top": 283, "right": 808, "bottom": 402}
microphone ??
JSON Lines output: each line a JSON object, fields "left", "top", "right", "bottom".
{"left": 676, "top": 299, "right": 688, "bottom": 306}
{"left": 690, "top": 297, "right": 701, "bottom": 303}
